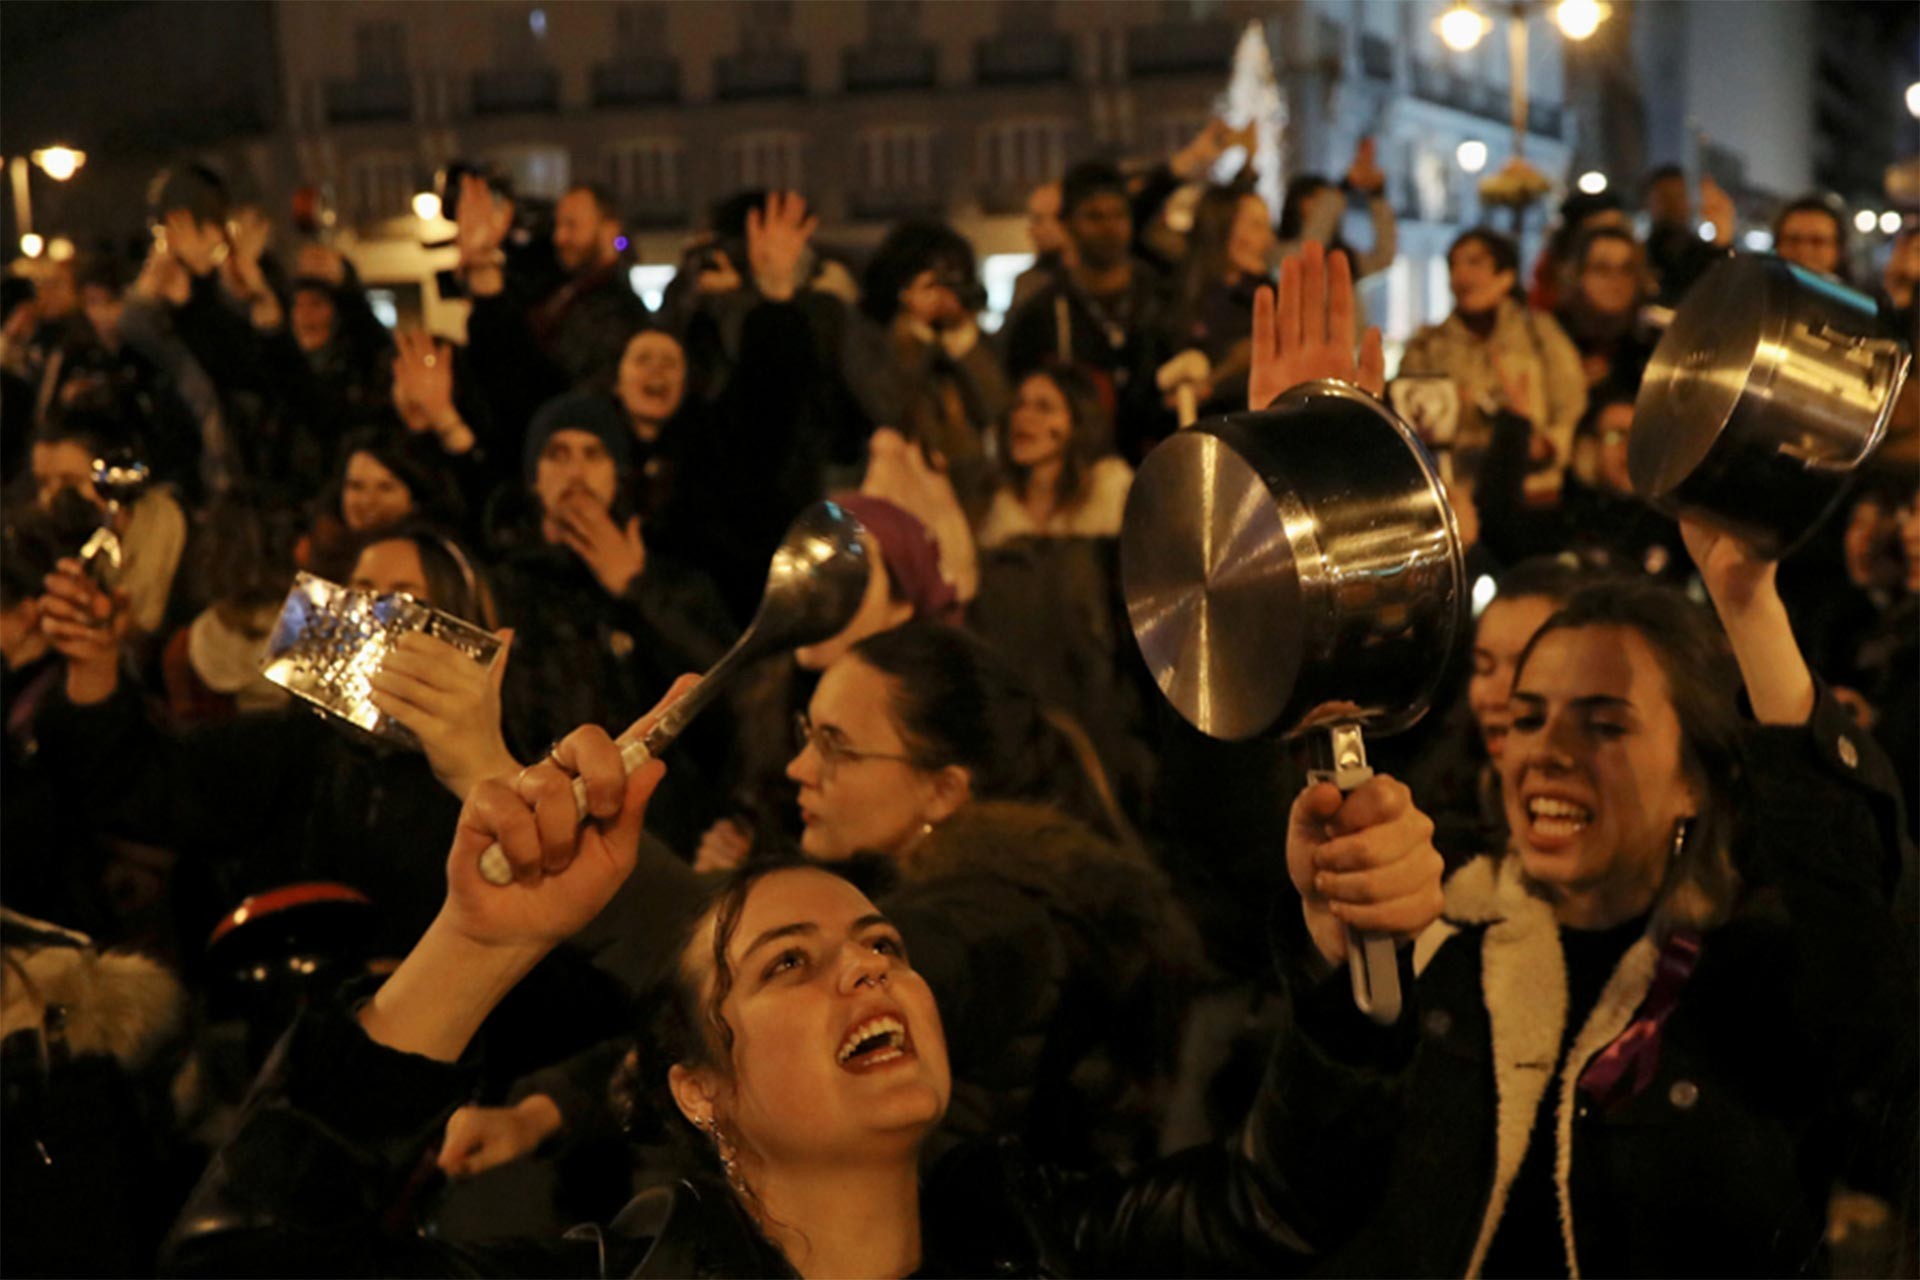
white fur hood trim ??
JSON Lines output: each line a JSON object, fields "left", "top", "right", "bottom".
{"left": 1430, "top": 857, "right": 1660, "bottom": 1280}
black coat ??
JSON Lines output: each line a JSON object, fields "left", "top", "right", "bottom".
{"left": 1321, "top": 691, "right": 1917, "bottom": 1277}
{"left": 160, "top": 941, "right": 1415, "bottom": 1278}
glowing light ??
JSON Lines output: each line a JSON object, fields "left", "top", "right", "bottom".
{"left": 1456, "top": 140, "right": 1489, "bottom": 174}
{"left": 411, "top": 191, "right": 442, "bottom": 221}
{"left": 1436, "top": 3, "right": 1490, "bottom": 52}
{"left": 614, "top": 235, "right": 630, "bottom": 252}
{"left": 19, "top": 233, "right": 43, "bottom": 257}
{"left": 1881, "top": 211, "right": 1903, "bottom": 235}
{"left": 47, "top": 236, "right": 74, "bottom": 261}
{"left": 1854, "top": 210, "right": 1878, "bottom": 234}
{"left": 1742, "top": 229, "right": 1773, "bottom": 252}
{"left": 1553, "top": 0, "right": 1608, "bottom": 41}
{"left": 1907, "top": 81, "right": 1920, "bottom": 118}
{"left": 1577, "top": 171, "right": 1607, "bottom": 195}
{"left": 30, "top": 146, "right": 85, "bottom": 181}
{"left": 1697, "top": 221, "right": 1716, "bottom": 242}
{"left": 529, "top": 8, "right": 547, "bottom": 37}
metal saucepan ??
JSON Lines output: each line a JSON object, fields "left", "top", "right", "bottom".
{"left": 1122, "top": 379, "right": 1466, "bottom": 1023}
{"left": 1631, "top": 253, "right": 1912, "bottom": 558}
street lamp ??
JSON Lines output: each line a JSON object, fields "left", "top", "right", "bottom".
{"left": 1577, "top": 171, "right": 1607, "bottom": 194}
{"left": 1431, "top": 1, "right": 1608, "bottom": 171}
{"left": 411, "top": 191, "right": 442, "bottom": 221}
{"left": 30, "top": 146, "right": 86, "bottom": 182}
{"left": 1854, "top": 210, "right": 1879, "bottom": 235}
{"left": 1881, "top": 211, "right": 1903, "bottom": 235}
{"left": 1457, "top": 140, "right": 1490, "bottom": 174}
{"left": 1908, "top": 81, "right": 1920, "bottom": 119}
{"left": 19, "top": 233, "right": 43, "bottom": 258}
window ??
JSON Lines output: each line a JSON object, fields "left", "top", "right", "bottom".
{"left": 614, "top": 3, "right": 669, "bottom": 57}
{"left": 354, "top": 21, "right": 406, "bottom": 79}
{"left": 347, "top": 152, "right": 414, "bottom": 223}
{"left": 725, "top": 132, "right": 806, "bottom": 191}
{"left": 606, "top": 139, "right": 685, "bottom": 207}
{"left": 868, "top": 0, "right": 920, "bottom": 44}
{"left": 740, "top": 0, "right": 795, "bottom": 53}
{"left": 495, "top": 7, "right": 545, "bottom": 66}
{"left": 977, "top": 118, "right": 1068, "bottom": 190}
{"left": 856, "top": 126, "right": 935, "bottom": 191}
{"left": 485, "top": 145, "right": 570, "bottom": 199}
{"left": 997, "top": 0, "right": 1055, "bottom": 35}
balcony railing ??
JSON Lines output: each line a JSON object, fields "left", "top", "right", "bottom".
{"left": 471, "top": 67, "right": 559, "bottom": 115}
{"left": 324, "top": 75, "right": 412, "bottom": 124}
{"left": 716, "top": 49, "right": 808, "bottom": 100}
{"left": 1125, "top": 20, "right": 1238, "bottom": 76}
{"left": 844, "top": 43, "right": 937, "bottom": 92}
{"left": 1359, "top": 33, "right": 1393, "bottom": 80}
{"left": 974, "top": 31, "right": 1072, "bottom": 84}
{"left": 592, "top": 59, "right": 680, "bottom": 107}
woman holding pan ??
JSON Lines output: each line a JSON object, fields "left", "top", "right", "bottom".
{"left": 1251, "top": 241, "right": 1914, "bottom": 1277}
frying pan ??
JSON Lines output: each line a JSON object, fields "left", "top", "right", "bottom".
{"left": 1121, "top": 380, "right": 1466, "bottom": 1022}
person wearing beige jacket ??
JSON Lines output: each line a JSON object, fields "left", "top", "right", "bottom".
{"left": 1400, "top": 228, "right": 1587, "bottom": 501}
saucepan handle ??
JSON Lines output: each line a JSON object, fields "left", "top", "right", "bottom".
{"left": 477, "top": 737, "right": 656, "bottom": 886}
{"left": 1306, "top": 724, "right": 1403, "bottom": 1026}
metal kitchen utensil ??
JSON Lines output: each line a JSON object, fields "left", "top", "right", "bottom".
{"left": 1121, "top": 379, "right": 1466, "bottom": 1022}
{"left": 1630, "top": 253, "right": 1911, "bottom": 558}
{"left": 260, "top": 572, "right": 505, "bottom": 749}
{"left": 76, "top": 451, "right": 152, "bottom": 590}
{"left": 476, "top": 499, "right": 871, "bottom": 885}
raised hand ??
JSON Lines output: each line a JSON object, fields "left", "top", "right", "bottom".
{"left": 694, "top": 816, "right": 754, "bottom": 873}
{"left": 370, "top": 628, "right": 520, "bottom": 800}
{"left": 391, "top": 330, "right": 466, "bottom": 447}
{"left": 455, "top": 174, "right": 513, "bottom": 266}
{"left": 1346, "top": 136, "right": 1385, "bottom": 195}
{"left": 1249, "top": 240, "right": 1386, "bottom": 409}
{"left": 746, "top": 191, "right": 818, "bottom": 303}
{"left": 40, "top": 557, "right": 127, "bottom": 706}
{"left": 1285, "top": 774, "right": 1444, "bottom": 969}
{"left": 1679, "top": 516, "right": 1813, "bottom": 726}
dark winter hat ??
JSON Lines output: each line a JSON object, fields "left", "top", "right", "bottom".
{"left": 523, "top": 392, "right": 634, "bottom": 487}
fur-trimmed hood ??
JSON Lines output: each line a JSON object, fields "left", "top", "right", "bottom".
{"left": 1, "top": 908, "right": 186, "bottom": 1070}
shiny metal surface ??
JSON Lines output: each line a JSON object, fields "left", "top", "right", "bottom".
{"left": 1122, "top": 380, "right": 1465, "bottom": 743}
{"left": 643, "top": 499, "right": 871, "bottom": 747}
{"left": 1632, "top": 253, "right": 1911, "bottom": 558}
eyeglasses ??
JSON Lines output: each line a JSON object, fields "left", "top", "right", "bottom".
{"left": 793, "top": 712, "right": 915, "bottom": 782}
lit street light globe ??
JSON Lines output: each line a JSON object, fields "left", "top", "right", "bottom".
{"left": 1437, "top": 3, "right": 1490, "bottom": 53}
{"left": 412, "top": 191, "right": 443, "bottom": 221}
{"left": 1457, "top": 140, "right": 1490, "bottom": 174}
{"left": 1908, "top": 81, "right": 1920, "bottom": 118}
{"left": 47, "top": 237, "right": 75, "bottom": 262}
{"left": 1854, "top": 209, "right": 1879, "bottom": 234}
{"left": 1577, "top": 171, "right": 1608, "bottom": 195}
{"left": 1554, "top": 0, "right": 1608, "bottom": 41}
{"left": 30, "top": 146, "right": 86, "bottom": 182}
{"left": 19, "top": 233, "right": 44, "bottom": 258}
{"left": 1880, "top": 211, "right": 1903, "bottom": 235}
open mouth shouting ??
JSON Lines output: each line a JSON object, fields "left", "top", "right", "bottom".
{"left": 1521, "top": 790, "right": 1595, "bottom": 850}
{"left": 836, "top": 1012, "right": 915, "bottom": 1074}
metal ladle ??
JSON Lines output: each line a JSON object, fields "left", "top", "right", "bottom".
{"left": 478, "top": 499, "right": 872, "bottom": 885}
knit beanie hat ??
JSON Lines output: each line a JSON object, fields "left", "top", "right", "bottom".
{"left": 523, "top": 392, "right": 633, "bottom": 487}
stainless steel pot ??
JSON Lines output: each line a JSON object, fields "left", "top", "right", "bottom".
{"left": 1630, "top": 253, "right": 1912, "bottom": 558}
{"left": 1121, "top": 379, "right": 1466, "bottom": 1022}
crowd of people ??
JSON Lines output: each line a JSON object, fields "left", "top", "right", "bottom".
{"left": 1, "top": 119, "right": 1916, "bottom": 1278}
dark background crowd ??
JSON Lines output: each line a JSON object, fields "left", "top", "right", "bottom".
{"left": 3, "top": 20, "right": 1919, "bottom": 1277}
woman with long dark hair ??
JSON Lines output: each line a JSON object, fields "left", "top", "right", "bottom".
{"left": 162, "top": 675, "right": 1445, "bottom": 1276}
